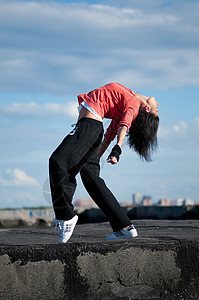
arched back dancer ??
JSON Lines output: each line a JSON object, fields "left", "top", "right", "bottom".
{"left": 49, "top": 82, "right": 159, "bottom": 243}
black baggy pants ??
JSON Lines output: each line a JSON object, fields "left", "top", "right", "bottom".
{"left": 49, "top": 117, "right": 132, "bottom": 232}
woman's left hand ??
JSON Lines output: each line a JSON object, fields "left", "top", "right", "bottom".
{"left": 107, "top": 156, "right": 118, "bottom": 164}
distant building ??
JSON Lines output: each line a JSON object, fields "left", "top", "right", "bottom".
{"left": 142, "top": 196, "right": 152, "bottom": 206}
{"left": 121, "top": 202, "right": 132, "bottom": 207}
{"left": 132, "top": 193, "right": 142, "bottom": 205}
{"left": 175, "top": 198, "right": 184, "bottom": 206}
{"left": 183, "top": 198, "right": 194, "bottom": 206}
{"left": 74, "top": 198, "right": 98, "bottom": 208}
{"left": 175, "top": 198, "right": 194, "bottom": 206}
{"left": 157, "top": 198, "right": 170, "bottom": 206}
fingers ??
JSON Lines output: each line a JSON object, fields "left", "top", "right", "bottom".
{"left": 107, "top": 156, "right": 118, "bottom": 164}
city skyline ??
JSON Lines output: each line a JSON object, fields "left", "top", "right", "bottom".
{"left": 0, "top": 0, "right": 199, "bottom": 208}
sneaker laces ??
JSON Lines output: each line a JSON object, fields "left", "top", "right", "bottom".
{"left": 114, "top": 230, "right": 125, "bottom": 237}
{"left": 56, "top": 222, "right": 73, "bottom": 235}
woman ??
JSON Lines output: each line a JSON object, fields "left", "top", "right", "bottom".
{"left": 49, "top": 82, "right": 159, "bottom": 243}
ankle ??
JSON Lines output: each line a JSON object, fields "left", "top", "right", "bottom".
{"left": 124, "top": 224, "right": 132, "bottom": 230}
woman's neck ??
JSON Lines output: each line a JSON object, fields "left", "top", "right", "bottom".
{"left": 135, "top": 93, "right": 148, "bottom": 107}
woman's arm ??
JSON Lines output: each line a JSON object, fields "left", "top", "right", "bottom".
{"left": 107, "top": 125, "right": 128, "bottom": 164}
{"left": 116, "top": 125, "right": 128, "bottom": 147}
{"left": 98, "top": 138, "right": 111, "bottom": 158}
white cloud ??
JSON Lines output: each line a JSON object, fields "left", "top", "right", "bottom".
{"left": 0, "top": 1, "right": 199, "bottom": 93}
{"left": 0, "top": 101, "right": 78, "bottom": 118}
{"left": 0, "top": 192, "right": 46, "bottom": 209}
{"left": 158, "top": 118, "right": 199, "bottom": 148}
{"left": 173, "top": 121, "right": 188, "bottom": 133}
{"left": 0, "top": 168, "right": 39, "bottom": 187}
{"left": 159, "top": 121, "right": 188, "bottom": 138}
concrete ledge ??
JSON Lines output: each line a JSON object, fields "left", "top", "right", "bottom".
{"left": 0, "top": 205, "right": 199, "bottom": 229}
{"left": 0, "top": 220, "right": 199, "bottom": 299}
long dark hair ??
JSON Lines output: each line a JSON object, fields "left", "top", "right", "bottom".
{"left": 127, "top": 107, "right": 159, "bottom": 162}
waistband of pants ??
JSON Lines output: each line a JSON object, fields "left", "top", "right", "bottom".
{"left": 77, "top": 117, "right": 103, "bottom": 127}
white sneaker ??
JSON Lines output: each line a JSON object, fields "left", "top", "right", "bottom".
{"left": 56, "top": 215, "right": 78, "bottom": 243}
{"left": 106, "top": 224, "right": 138, "bottom": 241}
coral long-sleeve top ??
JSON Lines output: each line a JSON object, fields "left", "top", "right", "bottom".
{"left": 77, "top": 82, "right": 140, "bottom": 141}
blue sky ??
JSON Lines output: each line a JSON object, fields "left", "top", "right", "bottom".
{"left": 0, "top": 0, "right": 199, "bottom": 208}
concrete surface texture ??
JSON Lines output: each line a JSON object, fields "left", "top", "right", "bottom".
{"left": 0, "top": 220, "right": 199, "bottom": 300}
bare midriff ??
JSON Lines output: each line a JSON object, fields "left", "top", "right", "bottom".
{"left": 78, "top": 105, "right": 102, "bottom": 122}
